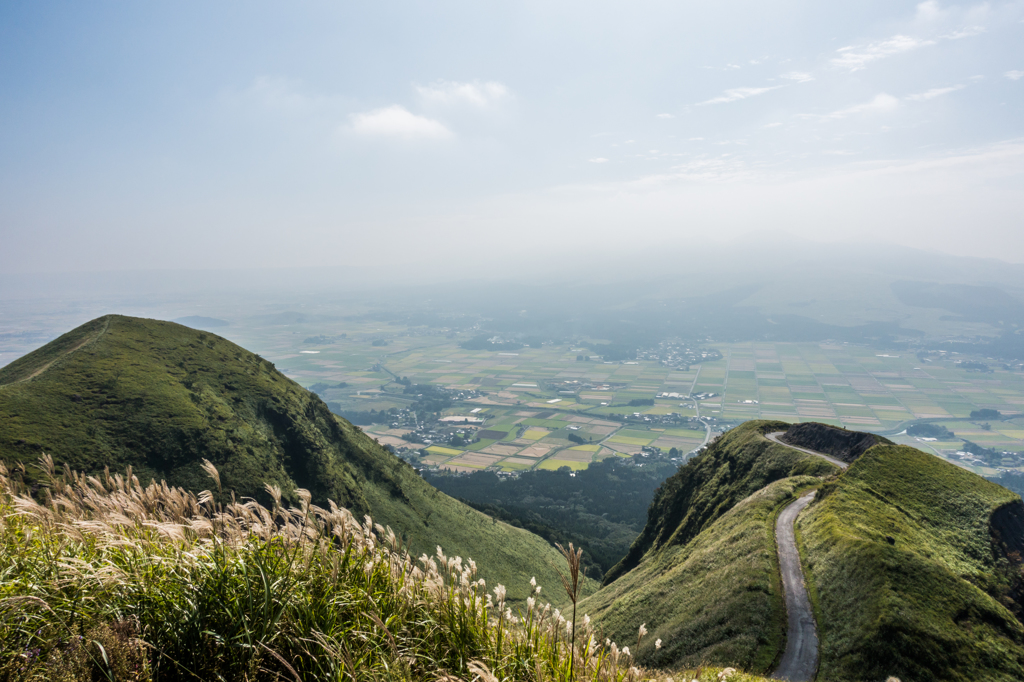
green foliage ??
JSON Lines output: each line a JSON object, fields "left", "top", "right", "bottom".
{"left": 972, "top": 408, "right": 1002, "bottom": 420}
{"left": 425, "top": 458, "right": 678, "bottom": 578}
{"left": 583, "top": 476, "right": 822, "bottom": 673}
{"left": 907, "top": 423, "right": 955, "bottom": 439}
{"left": 603, "top": 420, "right": 838, "bottom": 585}
{"left": 0, "top": 459, "right": 678, "bottom": 682}
{"left": 0, "top": 315, "right": 576, "bottom": 603}
{"left": 800, "top": 444, "right": 1024, "bottom": 682}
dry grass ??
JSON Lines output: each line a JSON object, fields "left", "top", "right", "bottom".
{"left": 0, "top": 455, "right": 775, "bottom": 682}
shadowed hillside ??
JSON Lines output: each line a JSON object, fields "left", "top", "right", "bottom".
{"left": 780, "top": 421, "right": 891, "bottom": 464}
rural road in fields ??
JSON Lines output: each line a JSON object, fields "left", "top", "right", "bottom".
{"left": 771, "top": 491, "right": 819, "bottom": 682}
{"left": 766, "top": 432, "right": 849, "bottom": 470}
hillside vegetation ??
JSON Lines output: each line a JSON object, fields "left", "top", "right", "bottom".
{"left": 581, "top": 476, "right": 822, "bottom": 673}
{"left": 0, "top": 315, "right": 577, "bottom": 600}
{"left": 603, "top": 420, "right": 837, "bottom": 585}
{"left": 0, "top": 457, "right": 780, "bottom": 682}
{"left": 425, "top": 458, "right": 678, "bottom": 580}
{"left": 801, "top": 443, "right": 1024, "bottom": 681}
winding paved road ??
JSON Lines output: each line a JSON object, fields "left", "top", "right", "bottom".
{"left": 766, "top": 432, "right": 849, "bottom": 470}
{"left": 771, "top": 491, "right": 819, "bottom": 682}
{"left": 766, "top": 431, "right": 848, "bottom": 681}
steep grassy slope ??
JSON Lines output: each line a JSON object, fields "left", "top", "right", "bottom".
{"left": 0, "top": 315, "right": 577, "bottom": 600}
{"left": 603, "top": 420, "right": 838, "bottom": 585}
{"left": 582, "top": 475, "right": 821, "bottom": 673}
{"left": 801, "top": 444, "right": 1024, "bottom": 681}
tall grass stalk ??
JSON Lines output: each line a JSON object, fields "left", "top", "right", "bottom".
{"left": 0, "top": 456, "right": 698, "bottom": 682}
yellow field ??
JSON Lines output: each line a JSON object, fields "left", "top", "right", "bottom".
{"left": 523, "top": 430, "right": 548, "bottom": 440}
{"left": 537, "top": 459, "right": 590, "bottom": 471}
{"left": 607, "top": 435, "right": 652, "bottom": 445}
{"left": 426, "top": 445, "right": 463, "bottom": 456}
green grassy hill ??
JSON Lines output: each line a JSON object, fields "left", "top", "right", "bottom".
{"left": 0, "top": 315, "right": 578, "bottom": 601}
{"left": 801, "top": 443, "right": 1024, "bottom": 681}
{"left": 582, "top": 475, "right": 821, "bottom": 673}
{"left": 584, "top": 421, "right": 839, "bottom": 671}
{"left": 602, "top": 420, "right": 838, "bottom": 585}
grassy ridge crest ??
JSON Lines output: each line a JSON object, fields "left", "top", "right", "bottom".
{"left": 603, "top": 420, "right": 838, "bottom": 585}
{"left": 802, "top": 443, "right": 1024, "bottom": 681}
{"left": 0, "top": 315, "right": 577, "bottom": 601}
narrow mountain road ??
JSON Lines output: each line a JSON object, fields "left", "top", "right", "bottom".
{"left": 771, "top": 491, "right": 819, "bottom": 682}
{"left": 766, "top": 431, "right": 848, "bottom": 681}
{"left": 766, "top": 432, "right": 849, "bottom": 470}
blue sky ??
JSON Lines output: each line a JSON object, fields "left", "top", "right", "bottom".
{"left": 1, "top": 1, "right": 1022, "bottom": 274}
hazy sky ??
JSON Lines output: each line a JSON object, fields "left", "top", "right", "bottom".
{"left": 2, "top": 1, "right": 1023, "bottom": 274}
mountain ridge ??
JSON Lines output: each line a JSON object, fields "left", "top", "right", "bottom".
{"left": 0, "top": 314, "right": 579, "bottom": 601}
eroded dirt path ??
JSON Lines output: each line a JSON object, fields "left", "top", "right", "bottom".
{"left": 771, "top": 490, "right": 819, "bottom": 682}
{"left": 12, "top": 318, "right": 110, "bottom": 384}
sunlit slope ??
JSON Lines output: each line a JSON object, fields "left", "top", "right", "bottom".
{"left": 584, "top": 421, "right": 838, "bottom": 672}
{"left": 603, "top": 420, "right": 838, "bottom": 585}
{"left": 802, "top": 444, "right": 1024, "bottom": 682}
{"left": 0, "top": 314, "right": 574, "bottom": 600}
{"left": 582, "top": 475, "right": 821, "bottom": 673}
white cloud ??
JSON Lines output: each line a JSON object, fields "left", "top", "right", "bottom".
{"left": 824, "top": 93, "right": 901, "bottom": 119}
{"left": 781, "top": 71, "right": 814, "bottom": 83}
{"left": 698, "top": 85, "right": 783, "bottom": 105}
{"left": 415, "top": 80, "right": 511, "bottom": 108}
{"left": 348, "top": 106, "right": 452, "bottom": 139}
{"left": 831, "top": 35, "right": 936, "bottom": 71}
{"left": 1007, "top": 70, "right": 1024, "bottom": 81}
{"left": 915, "top": 0, "right": 947, "bottom": 24}
{"left": 906, "top": 84, "right": 965, "bottom": 101}
{"left": 589, "top": 157, "right": 609, "bottom": 163}
{"left": 943, "top": 26, "right": 986, "bottom": 39}
{"left": 656, "top": 113, "right": 675, "bottom": 119}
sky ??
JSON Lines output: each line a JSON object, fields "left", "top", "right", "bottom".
{"left": 1, "top": 0, "right": 1023, "bottom": 275}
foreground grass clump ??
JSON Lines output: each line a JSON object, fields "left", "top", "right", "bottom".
{"left": 0, "top": 456, "right": 772, "bottom": 682}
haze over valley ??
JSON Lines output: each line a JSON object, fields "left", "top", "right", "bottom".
{"left": 3, "top": 2, "right": 1024, "bottom": 681}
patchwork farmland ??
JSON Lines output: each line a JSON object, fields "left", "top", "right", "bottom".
{"left": 212, "top": 318, "right": 1024, "bottom": 478}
